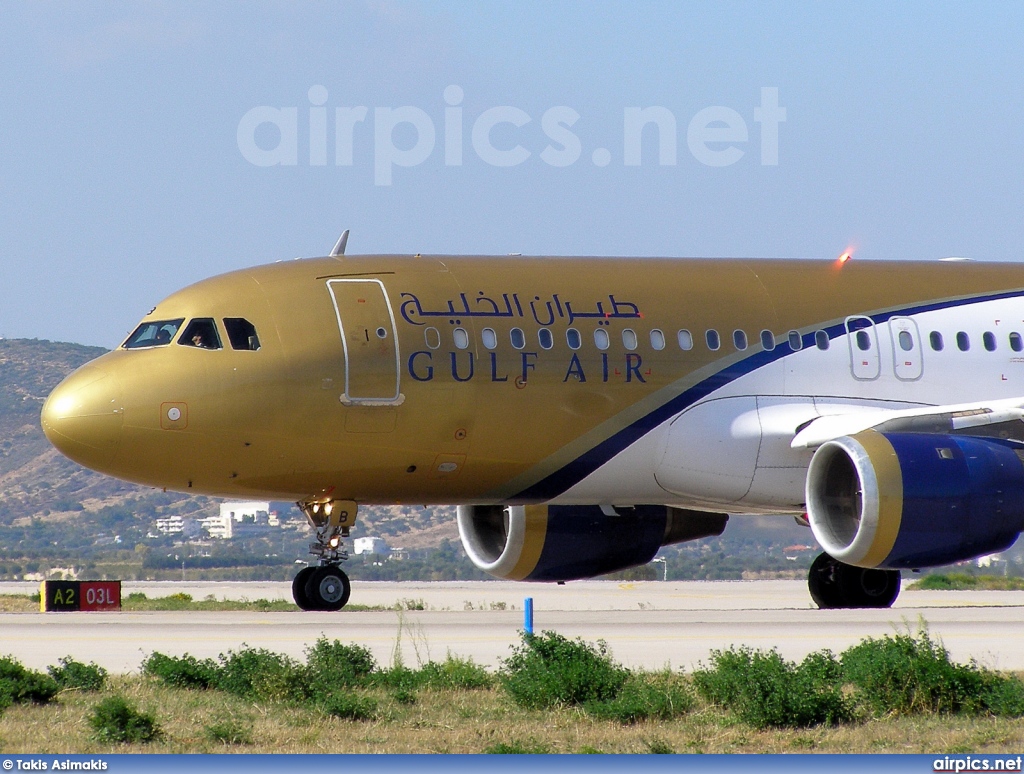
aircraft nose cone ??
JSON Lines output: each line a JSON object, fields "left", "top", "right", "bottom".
{"left": 41, "top": 365, "right": 123, "bottom": 469}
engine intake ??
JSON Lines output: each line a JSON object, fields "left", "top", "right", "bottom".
{"left": 457, "top": 504, "right": 727, "bottom": 582}
{"left": 806, "top": 430, "right": 1024, "bottom": 569}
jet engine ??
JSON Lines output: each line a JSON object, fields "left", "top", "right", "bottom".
{"left": 805, "top": 430, "right": 1024, "bottom": 569}
{"left": 457, "top": 504, "right": 728, "bottom": 581}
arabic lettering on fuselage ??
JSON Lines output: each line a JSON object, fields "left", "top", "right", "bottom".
{"left": 398, "top": 292, "right": 642, "bottom": 327}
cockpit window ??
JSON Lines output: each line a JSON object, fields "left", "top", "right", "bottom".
{"left": 223, "top": 318, "right": 261, "bottom": 351}
{"left": 178, "top": 318, "right": 222, "bottom": 350}
{"left": 123, "top": 319, "right": 184, "bottom": 349}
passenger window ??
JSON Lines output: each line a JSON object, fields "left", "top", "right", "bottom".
{"left": 733, "top": 330, "right": 747, "bottom": 351}
{"left": 788, "top": 330, "right": 803, "bottom": 351}
{"left": 983, "top": 331, "right": 996, "bottom": 352}
{"left": 650, "top": 329, "right": 666, "bottom": 350}
{"left": 622, "top": 329, "right": 638, "bottom": 351}
{"left": 123, "top": 319, "right": 184, "bottom": 349}
{"left": 956, "top": 332, "right": 970, "bottom": 351}
{"left": 223, "top": 318, "right": 261, "bottom": 351}
{"left": 929, "top": 331, "right": 944, "bottom": 351}
{"left": 453, "top": 328, "right": 470, "bottom": 350}
{"left": 425, "top": 327, "right": 441, "bottom": 350}
{"left": 898, "top": 331, "right": 914, "bottom": 352}
{"left": 856, "top": 330, "right": 870, "bottom": 351}
{"left": 1011, "top": 332, "right": 1023, "bottom": 352}
{"left": 179, "top": 318, "right": 222, "bottom": 350}
{"left": 677, "top": 330, "right": 693, "bottom": 351}
{"left": 538, "top": 328, "right": 553, "bottom": 350}
{"left": 760, "top": 330, "right": 775, "bottom": 351}
{"left": 815, "top": 330, "right": 829, "bottom": 351}
{"left": 510, "top": 328, "right": 526, "bottom": 350}
{"left": 566, "top": 328, "right": 581, "bottom": 350}
{"left": 481, "top": 328, "right": 497, "bottom": 350}
{"left": 706, "top": 330, "right": 720, "bottom": 351}
{"left": 594, "top": 329, "right": 610, "bottom": 350}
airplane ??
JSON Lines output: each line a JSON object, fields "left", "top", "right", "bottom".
{"left": 39, "top": 233, "right": 1024, "bottom": 611}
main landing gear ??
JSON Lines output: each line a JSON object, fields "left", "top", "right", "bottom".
{"left": 807, "top": 552, "right": 901, "bottom": 609}
{"left": 292, "top": 499, "right": 357, "bottom": 611}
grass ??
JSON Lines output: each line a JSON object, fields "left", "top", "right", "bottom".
{"left": 1, "top": 675, "right": 1024, "bottom": 753}
{"left": 0, "top": 627, "right": 1022, "bottom": 752}
{"left": 908, "top": 574, "right": 1024, "bottom": 591}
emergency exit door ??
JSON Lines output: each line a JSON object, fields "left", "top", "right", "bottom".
{"left": 328, "top": 279, "right": 401, "bottom": 403}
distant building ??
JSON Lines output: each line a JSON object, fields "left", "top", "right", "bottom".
{"left": 155, "top": 516, "right": 202, "bottom": 538}
{"left": 200, "top": 512, "right": 233, "bottom": 539}
{"left": 200, "top": 502, "right": 279, "bottom": 539}
{"left": 221, "top": 501, "right": 275, "bottom": 525}
{"left": 353, "top": 537, "right": 390, "bottom": 555}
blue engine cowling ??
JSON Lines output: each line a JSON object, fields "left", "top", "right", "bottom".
{"left": 805, "top": 430, "right": 1024, "bottom": 569}
{"left": 457, "top": 504, "right": 727, "bottom": 581}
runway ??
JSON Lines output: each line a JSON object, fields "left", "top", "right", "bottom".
{"left": 0, "top": 580, "right": 1022, "bottom": 674}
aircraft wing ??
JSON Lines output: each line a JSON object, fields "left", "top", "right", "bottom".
{"left": 790, "top": 396, "right": 1024, "bottom": 449}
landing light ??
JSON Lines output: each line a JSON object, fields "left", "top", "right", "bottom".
{"left": 838, "top": 251, "right": 853, "bottom": 265}
{"left": 328, "top": 535, "right": 341, "bottom": 549}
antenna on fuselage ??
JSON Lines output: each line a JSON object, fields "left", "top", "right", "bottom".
{"left": 330, "top": 229, "right": 350, "bottom": 257}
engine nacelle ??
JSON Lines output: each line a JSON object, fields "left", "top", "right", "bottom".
{"left": 457, "top": 504, "right": 728, "bottom": 582}
{"left": 806, "top": 430, "right": 1024, "bottom": 569}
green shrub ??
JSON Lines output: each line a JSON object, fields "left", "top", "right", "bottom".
{"left": 645, "top": 737, "right": 674, "bottom": 754}
{"left": 204, "top": 719, "right": 253, "bottom": 745}
{"left": 89, "top": 696, "right": 161, "bottom": 744}
{"left": 980, "top": 674, "right": 1024, "bottom": 717}
{"left": 302, "top": 638, "right": 376, "bottom": 695}
{"left": 841, "top": 629, "right": 1024, "bottom": 717}
{"left": 484, "top": 740, "right": 551, "bottom": 754}
{"left": 585, "top": 671, "right": 693, "bottom": 724}
{"left": 501, "top": 631, "right": 629, "bottom": 709}
{"left": 142, "top": 652, "right": 220, "bottom": 690}
{"left": 0, "top": 656, "right": 60, "bottom": 706}
{"left": 321, "top": 692, "right": 377, "bottom": 721}
{"left": 419, "top": 655, "right": 494, "bottom": 690}
{"left": 693, "top": 646, "right": 852, "bottom": 729}
{"left": 217, "top": 647, "right": 300, "bottom": 702}
{"left": 48, "top": 656, "right": 107, "bottom": 692}
{"left": 374, "top": 663, "right": 422, "bottom": 691}
{"left": 392, "top": 688, "right": 417, "bottom": 705}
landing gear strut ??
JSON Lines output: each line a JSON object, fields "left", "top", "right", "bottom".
{"left": 808, "top": 552, "right": 901, "bottom": 609}
{"left": 293, "top": 499, "right": 357, "bottom": 611}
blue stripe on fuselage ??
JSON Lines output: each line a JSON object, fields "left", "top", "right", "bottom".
{"left": 511, "top": 287, "right": 1024, "bottom": 503}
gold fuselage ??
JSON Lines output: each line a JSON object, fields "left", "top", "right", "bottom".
{"left": 41, "top": 254, "right": 1024, "bottom": 507}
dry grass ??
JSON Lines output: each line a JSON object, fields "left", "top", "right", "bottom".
{"left": 0, "top": 595, "right": 38, "bottom": 613}
{"left": 0, "top": 678, "right": 1022, "bottom": 754}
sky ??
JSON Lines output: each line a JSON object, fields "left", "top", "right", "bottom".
{"left": 4, "top": 1, "right": 1024, "bottom": 347}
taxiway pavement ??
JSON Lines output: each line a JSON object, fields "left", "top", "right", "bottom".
{"left": 0, "top": 580, "right": 1020, "bottom": 673}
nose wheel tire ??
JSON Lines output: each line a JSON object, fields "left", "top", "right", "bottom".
{"left": 292, "top": 567, "right": 317, "bottom": 611}
{"left": 303, "top": 566, "right": 351, "bottom": 611}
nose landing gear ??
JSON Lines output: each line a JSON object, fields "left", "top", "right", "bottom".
{"left": 293, "top": 499, "right": 357, "bottom": 611}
